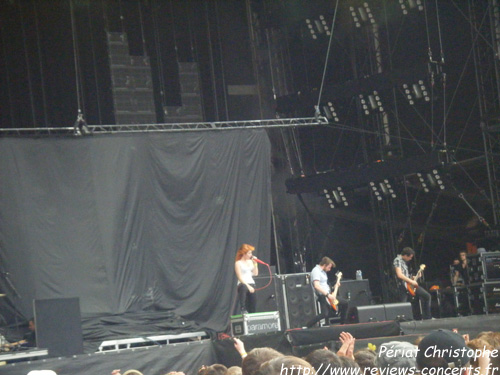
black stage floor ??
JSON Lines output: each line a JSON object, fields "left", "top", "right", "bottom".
{"left": 0, "top": 314, "right": 498, "bottom": 375}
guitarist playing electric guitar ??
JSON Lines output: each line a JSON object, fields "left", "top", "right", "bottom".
{"left": 305, "top": 257, "right": 348, "bottom": 328}
{"left": 328, "top": 271, "right": 343, "bottom": 311}
{"left": 394, "top": 247, "right": 432, "bottom": 320}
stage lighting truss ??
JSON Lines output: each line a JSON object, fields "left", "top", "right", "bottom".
{"left": 350, "top": 3, "right": 376, "bottom": 28}
{"left": 370, "top": 179, "right": 396, "bottom": 201}
{"left": 323, "top": 187, "right": 348, "bottom": 209}
{"left": 402, "top": 80, "right": 430, "bottom": 105}
{"left": 359, "top": 91, "right": 384, "bottom": 115}
{"left": 305, "top": 15, "right": 331, "bottom": 40}
{"left": 398, "top": 0, "right": 424, "bottom": 15}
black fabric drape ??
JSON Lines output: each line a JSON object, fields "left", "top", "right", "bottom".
{"left": 0, "top": 130, "right": 271, "bottom": 331}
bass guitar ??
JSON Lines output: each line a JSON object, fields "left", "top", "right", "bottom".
{"left": 328, "top": 271, "right": 343, "bottom": 311}
{"left": 406, "top": 264, "right": 426, "bottom": 297}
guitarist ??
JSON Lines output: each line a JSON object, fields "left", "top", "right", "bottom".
{"left": 394, "top": 247, "right": 432, "bottom": 320}
{"left": 305, "top": 257, "right": 347, "bottom": 327}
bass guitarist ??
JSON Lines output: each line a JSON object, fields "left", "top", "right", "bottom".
{"left": 393, "top": 247, "right": 432, "bottom": 320}
{"left": 305, "top": 256, "right": 348, "bottom": 327}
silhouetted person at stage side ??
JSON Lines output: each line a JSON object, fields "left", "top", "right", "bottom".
{"left": 235, "top": 244, "right": 259, "bottom": 314}
{"left": 453, "top": 250, "right": 470, "bottom": 286}
{"left": 305, "top": 256, "right": 348, "bottom": 328}
{"left": 23, "top": 318, "right": 36, "bottom": 347}
{"left": 393, "top": 247, "right": 432, "bottom": 320}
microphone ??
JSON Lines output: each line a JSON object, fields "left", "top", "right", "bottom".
{"left": 251, "top": 256, "right": 269, "bottom": 266}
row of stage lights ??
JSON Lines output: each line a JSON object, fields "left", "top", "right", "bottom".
{"left": 322, "top": 80, "right": 430, "bottom": 122}
{"left": 399, "top": 0, "right": 424, "bottom": 14}
{"left": 403, "top": 80, "right": 430, "bottom": 104}
{"left": 305, "top": 15, "right": 331, "bottom": 40}
{"left": 322, "top": 170, "right": 445, "bottom": 209}
{"left": 370, "top": 180, "right": 396, "bottom": 201}
{"left": 323, "top": 187, "right": 348, "bottom": 209}
{"left": 349, "top": 0, "right": 423, "bottom": 29}
{"left": 417, "top": 169, "right": 445, "bottom": 193}
{"left": 307, "top": 0, "right": 424, "bottom": 41}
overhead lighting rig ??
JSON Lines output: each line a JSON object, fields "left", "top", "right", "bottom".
{"left": 323, "top": 187, "right": 348, "bottom": 209}
{"left": 402, "top": 80, "right": 430, "bottom": 105}
{"left": 399, "top": 0, "right": 424, "bottom": 15}
{"left": 305, "top": 15, "right": 331, "bottom": 40}
{"left": 349, "top": 3, "right": 376, "bottom": 28}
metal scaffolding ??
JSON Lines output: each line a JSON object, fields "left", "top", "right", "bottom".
{"left": 0, "top": 117, "right": 327, "bottom": 137}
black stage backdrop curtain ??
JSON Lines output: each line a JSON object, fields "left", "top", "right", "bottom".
{"left": 0, "top": 130, "right": 271, "bottom": 331}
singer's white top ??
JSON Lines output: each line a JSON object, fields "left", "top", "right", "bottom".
{"left": 237, "top": 260, "right": 255, "bottom": 285}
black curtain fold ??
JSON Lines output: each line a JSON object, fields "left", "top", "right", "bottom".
{"left": 0, "top": 130, "right": 271, "bottom": 331}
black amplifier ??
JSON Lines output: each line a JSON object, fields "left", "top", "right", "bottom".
{"left": 483, "top": 282, "right": 500, "bottom": 314}
{"left": 482, "top": 252, "right": 500, "bottom": 281}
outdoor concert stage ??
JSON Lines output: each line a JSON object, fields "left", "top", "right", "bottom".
{"left": 1, "top": 313, "right": 498, "bottom": 375}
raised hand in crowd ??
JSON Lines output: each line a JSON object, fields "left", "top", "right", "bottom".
{"left": 233, "top": 337, "right": 247, "bottom": 358}
{"left": 337, "top": 331, "right": 355, "bottom": 359}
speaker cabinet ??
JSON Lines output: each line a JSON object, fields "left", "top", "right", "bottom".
{"left": 339, "top": 280, "right": 372, "bottom": 308}
{"left": 353, "top": 302, "right": 413, "bottom": 323}
{"left": 34, "top": 297, "right": 84, "bottom": 357}
{"left": 254, "top": 275, "right": 281, "bottom": 313}
{"left": 384, "top": 302, "right": 413, "bottom": 321}
{"left": 353, "top": 304, "right": 386, "bottom": 323}
{"left": 279, "top": 273, "right": 317, "bottom": 329}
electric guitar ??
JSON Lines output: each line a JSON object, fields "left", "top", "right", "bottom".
{"left": 328, "top": 271, "right": 342, "bottom": 311}
{"left": 406, "top": 264, "right": 426, "bottom": 297}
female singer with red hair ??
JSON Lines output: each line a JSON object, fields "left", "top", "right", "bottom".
{"left": 235, "top": 244, "right": 259, "bottom": 314}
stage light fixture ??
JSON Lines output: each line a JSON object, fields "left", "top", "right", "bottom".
{"left": 350, "top": 4, "right": 375, "bottom": 28}
{"left": 432, "top": 169, "right": 445, "bottom": 190}
{"left": 416, "top": 173, "right": 430, "bottom": 193}
{"left": 323, "top": 187, "right": 348, "bottom": 208}
{"left": 399, "top": 0, "right": 423, "bottom": 15}
{"left": 379, "top": 179, "right": 397, "bottom": 198}
{"left": 305, "top": 19, "right": 317, "bottom": 39}
{"left": 323, "top": 189, "right": 335, "bottom": 208}
{"left": 332, "top": 187, "right": 348, "bottom": 206}
{"left": 323, "top": 101, "right": 340, "bottom": 122}
{"left": 359, "top": 95, "right": 370, "bottom": 115}
{"left": 403, "top": 80, "right": 429, "bottom": 105}
{"left": 305, "top": 15, "right": 331, "bottom": 39}
{"left": 360, "top": 91, "right": 384, "bottom": 115}
{"left": 370, "top": 181, "right": 383, "bottom": 201}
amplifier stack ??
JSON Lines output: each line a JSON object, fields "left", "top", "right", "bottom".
{"left": 454, "top": 252, "right": 500, "bottom": 315}
{"left": 238, "top": 273, "right": 374, "bottom": 331}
